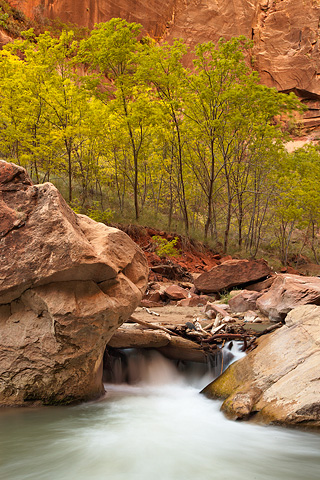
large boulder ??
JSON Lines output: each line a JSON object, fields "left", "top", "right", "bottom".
{"left": 164, "top": 284, "right": 188, "bottom": 301}
{"left": 0, "top": 160, "right": 148, "bottom": 406}
{"left": 202, "top": 305, "right": 320, "bottom": 428}
{"left": 257, "top": 274, "right": 320, "bottom": 321}
{"left": 194, "top": 259, "right": 271, "bottom": 294}
{"left": 245, "top": 275, "right": 275, "bottom": 292}
{"left": 228, "top": 290, "right": 262, "bottom": 313}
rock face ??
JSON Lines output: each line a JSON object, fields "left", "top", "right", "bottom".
{"left": 0, "top": 30, "right": 12, "bottom": 49}
{"left": 12, "top": 0, "right": 320, "bottom": 98}
{"left": 228, "top": 290, "right": 262, "bottom": 313}
{"left": 257, "top": 274, "right": 320, "bottom": 322}
{"left": 167, "top": 0, "right": 320, "bottom": 97}
{"left": 194, "top": 259, "right": 271, "bottom": 294}
{"left": 0, "top": 160, "right": 148, "bottom": 406}
{"left": 202, "top": 305, "right": 320, "bottom": 428}
{"left": 10, "top": 0, "right": 175, "bottom": 38}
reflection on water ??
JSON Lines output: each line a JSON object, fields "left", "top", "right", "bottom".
{"left": 0, "top": 349, "right": 319, "bottom": 480}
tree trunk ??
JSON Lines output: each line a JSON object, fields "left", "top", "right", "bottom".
{"left": 204, "top": 144, "right": 215, "bottom": 241}
{"left": 173, "top": 113, "right": 189, "bottom": 234}
{"left": 133, "top": 152, "right": 139, "bottom": 220}
{"left": 66, "top": 140, "right": 72, "bottom": 203}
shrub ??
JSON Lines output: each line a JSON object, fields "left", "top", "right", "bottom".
{"left": 70, "top": 199, "right": 112, "bottom": 223}
{"left": 0, "top": 11, "right": 9, "bottom": 28}
{"left": 151, "top": 235, "right": 181, "bottom": 258}
{"left": 86, "top": 201, "right": 112, "bottom": 223}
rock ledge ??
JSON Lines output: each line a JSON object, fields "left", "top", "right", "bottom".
{"left": 202, "top": 304, "right": 320, "bottom": 428}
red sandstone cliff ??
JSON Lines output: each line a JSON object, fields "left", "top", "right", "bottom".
{"left": 8, "top": 0, "right": 320, "bottom": 99}
{"left": 9, "top": 0, "right": 177, "bottom": 38}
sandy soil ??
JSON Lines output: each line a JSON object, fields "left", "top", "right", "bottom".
{"left": 132, "top": 304, "right": 212, "bottom": 328}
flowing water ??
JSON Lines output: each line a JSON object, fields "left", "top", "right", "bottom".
{"left": 0, "top": 345, "right": 319, "bottom": 480}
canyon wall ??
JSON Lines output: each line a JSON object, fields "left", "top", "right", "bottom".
{"left": 8, "top": 1, "right": 320, "bottom": 97}
{"left": 10, "top": 0, "right": 177, "bottom": 38}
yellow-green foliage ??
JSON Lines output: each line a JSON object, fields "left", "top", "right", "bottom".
{"left": 152, "top": 235, "right": 181, "bottom": 258}
{"left": 0, "top": 19, "right": 307, "bottom": 261}
{"left": 86, "top": 202, "right": 112, "bottom": 223}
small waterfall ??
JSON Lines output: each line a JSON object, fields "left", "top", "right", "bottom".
{"left": 104, "top": 349, "right": 181, "bottom": 386}
{"left": 222, "top": 340, "right": 246, "bottom": 366}
{"left": 104, "top": 342, "right": 246, "bottom": 390}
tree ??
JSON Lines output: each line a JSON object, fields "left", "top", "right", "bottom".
{"left": 2, "top": 29, "right": 99, "bottom": 202}
{"left": 274, "top": 145, "right": 320, "bottom": 265}
{"left": 183, "top": 37, "right": 300, "bottom": 249}
{"left": 137, "top": 40, "right": 191, "bottom": 233}
{"left": 0, "top": 23, "right": 304, "bottom": 259}
{"left": 79, "top": 19, "right": 160, "bottom": 220}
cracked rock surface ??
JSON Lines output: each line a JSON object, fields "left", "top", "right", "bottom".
{"left": 202, "top": 304, "right": 320, "bottom": 428}
{"left": 16, "top": 0, "right": 320, "bottom": 96}
{"left": 0, "top": 160, "right": 148, "bottom": 406}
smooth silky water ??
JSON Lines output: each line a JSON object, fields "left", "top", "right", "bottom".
{"left": 0, "top": 344, "right": 319, "bottom": 480}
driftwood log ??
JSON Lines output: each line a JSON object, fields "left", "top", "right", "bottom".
{"left": 129, "top": 315, "right": 179, "bottom": 336}
{"left": 107, "top": 310, "right": 264, "bottom": 362}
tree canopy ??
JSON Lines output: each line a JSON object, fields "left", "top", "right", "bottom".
{"left": 0, "top": 19, "right": 315, "bottom": 263}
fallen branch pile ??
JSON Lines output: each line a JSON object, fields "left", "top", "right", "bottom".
{"left": 107, "top": 310, "right": 266, "bottom": 364}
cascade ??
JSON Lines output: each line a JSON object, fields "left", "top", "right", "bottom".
{"left": 1, "top": 340, "right": 319, "bottom": 480}
{"left": 103, "top": 341, "right": 246, "bottom": 390}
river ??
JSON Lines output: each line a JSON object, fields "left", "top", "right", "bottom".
{"left": 0, "top": 347, "right": 319, "bottom": 480}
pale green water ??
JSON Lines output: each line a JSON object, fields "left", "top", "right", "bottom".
{"left": 0, "top": 352, "right": 319, "bottom": 480}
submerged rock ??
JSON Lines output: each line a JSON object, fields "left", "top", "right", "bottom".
{"left": 201, "top": 304, "right": 320, "bottom": 428}
{"left": 0, "top": 160, "right": 148, "bottom": 406}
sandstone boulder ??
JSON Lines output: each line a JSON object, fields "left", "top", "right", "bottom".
{"left": 201, "top": 305, "right": 320, "bottom": 428}
{"left": 164, "top": 284, "right": 188, "bottom": 301}
{"left": 0, "top": 160, "right": 148, "bottom": 406}
{"left": 142, "top": 291, "right": 162, "bottom": 303}
{"left": 257, "top": 274, "right": 320, "bottom": 321}
{"left": 177, "top": 295, "right": 209, "bottom": 307}
{"left": 140, "top": 290, "right": 164, "bottom": 307}
{"left": 245, "top": 276, "right": 275, "bottom": 292}
{"left": 194, "top": 259, "right": 271, "bottom": 294}
{"left": 228, "top": 290, "right": 262, "bottom": 313}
